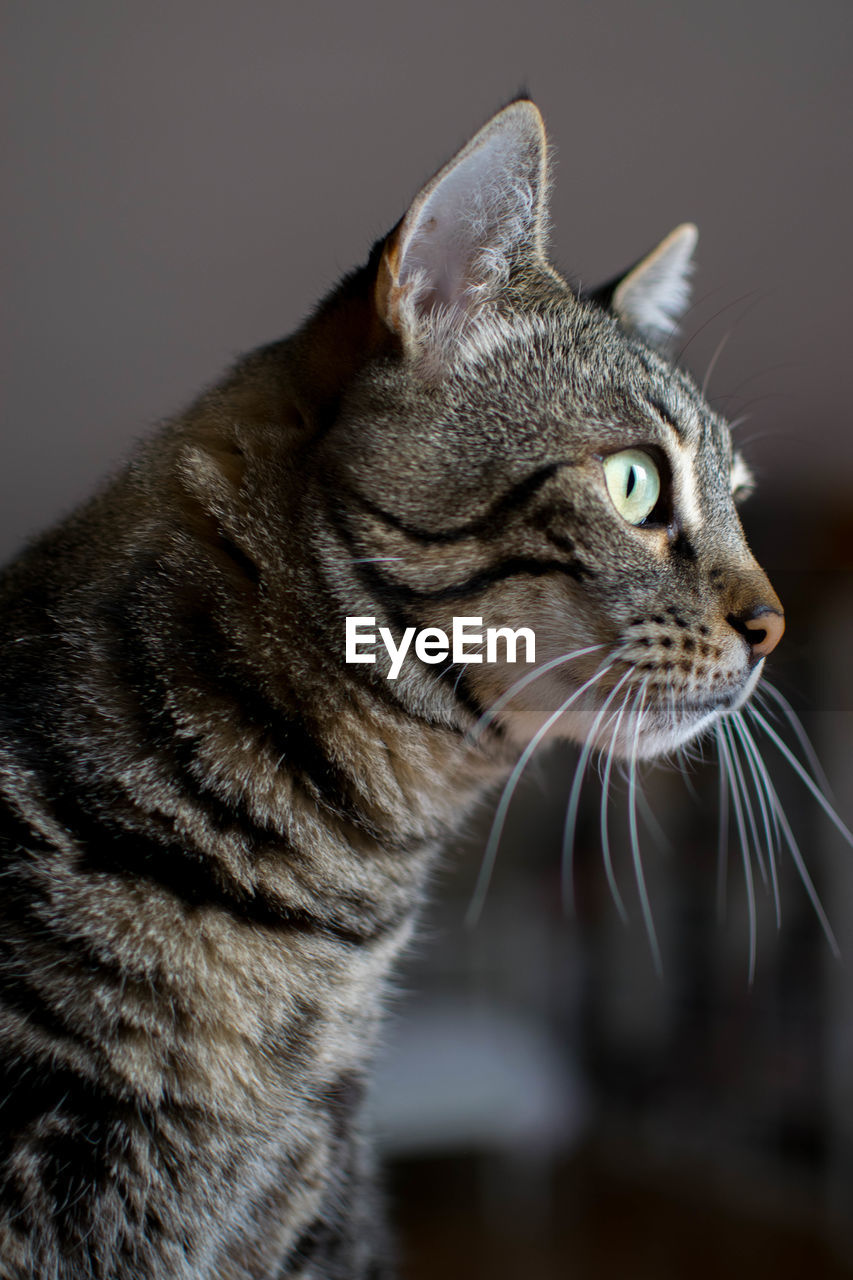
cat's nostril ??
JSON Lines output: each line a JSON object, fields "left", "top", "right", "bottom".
{"left": 726, "top": 607, "right": 785, "bottom": 658}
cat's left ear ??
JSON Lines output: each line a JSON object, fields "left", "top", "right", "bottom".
{"left": 591, "top": 223, "right": 698, "bottom": 345}
{"left": 375, "top": 100, "right": 550, "bottom": 352}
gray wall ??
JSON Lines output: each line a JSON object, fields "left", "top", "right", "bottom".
{"left": 3, "top": 0, "right": 852, "bottom": 559}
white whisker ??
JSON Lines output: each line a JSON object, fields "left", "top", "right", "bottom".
{"left": 747, "top": 706, "right": 853, "bottom": 849}
{"left": 627, "top": 680, "right": 662, "bottom": 974}
{"left": 468, "top": 644, "right": 605, "bottom": 742}
{"left": 726, "top": 716, "right": 769, "bottom": 890}
{"left": 719, "top": 719, "right": 757, "bottom": 983}
{"left": 675, "top": 290, "right": 761, "bottom": 364}
{"left": 595, "top": 684, "right": 634, "bottom": 923}
{"left": 678, "top": 748, "right": 703, "bottom": 804}
{"left": 466, "top": 662, "right": 613, "bottom": 927}
{"left": 635, "top": 785, "right": 671, "bottom": 852}
{"left": 757, "top": 681, "right": 835, "bottom": 801}
{"left": 436, "top": 641, "right": 486, "bottom": 686}
{"left": 715, "top": 722, "right": 730, "bottom": 921}
{"left": 736, "top": 716, "right": 839, "bottom": 957}
{"left": 730, "top": 711, "right": 781, "bottom": 928}
{"left": 561, "top": 669, "right": 633, "bottom": 916}
{"left": 701, "top": 330, "right": 730, "bottom": 397}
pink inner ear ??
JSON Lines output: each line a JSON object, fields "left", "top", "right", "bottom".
{"left": 612, "top": 224, "right": 698, "bottom": 342}
{"left": 394, "top": 105, "right": 546, "bottom": 323}
{"left": 399, "top": 212, "right": 471, "bottom": 314}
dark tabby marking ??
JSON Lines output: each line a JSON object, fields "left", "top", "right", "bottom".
{"left": 0, "top": 101, "right": 787, "bottom": 1278}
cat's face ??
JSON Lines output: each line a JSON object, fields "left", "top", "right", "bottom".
{"left": 313, "top": 102, "right": 783, "bottom": 760}
{"left": 330, "top": 303, "right": 778, "bottom": 759}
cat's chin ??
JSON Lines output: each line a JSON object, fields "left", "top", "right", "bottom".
{"left": 500, "top": 660, "right": 765, "bottom": 762}
{"left": 601, "top": 660, "right": 766, "bottom": 761}
{"left": 626, "top": 709, "right": 724, "bottom": 761}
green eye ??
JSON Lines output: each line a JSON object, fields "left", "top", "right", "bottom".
{"left": 602, "top": 449, "right": 661, "bottom": 525}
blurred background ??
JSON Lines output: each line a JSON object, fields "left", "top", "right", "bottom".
{"left": 3, "top": 3, "right": 852, "bottom": 1275}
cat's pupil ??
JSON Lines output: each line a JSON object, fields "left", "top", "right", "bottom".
{"left": 626, "top": 466, "right": 637, "bottom": 498}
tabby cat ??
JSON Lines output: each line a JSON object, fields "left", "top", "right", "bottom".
{"left": 0, "top": 101, "right": 788, "bottom": 1279}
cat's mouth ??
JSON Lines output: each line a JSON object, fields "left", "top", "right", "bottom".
{"left": 544, "top": 658, "right": 768, "bottom": 762}
{"left": 613, "top": 660, "right": 766, "bottom": 760}
{"left": 490, "top": 654, "right": 766, "bottom": 761}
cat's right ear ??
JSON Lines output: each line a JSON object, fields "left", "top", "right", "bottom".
{"left": 375, "top": 100, "right": 549, "bottom": 356}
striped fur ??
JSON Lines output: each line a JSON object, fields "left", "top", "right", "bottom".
{"left": 0, "top": 101, "right": 782, "bottom": 1277}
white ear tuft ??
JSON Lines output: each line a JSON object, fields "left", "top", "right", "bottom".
{"left": 377, "top": 101, "right": 549, "bottom": 351}
{"left": 611, "top": 223, "right": 698, "bottom": 343}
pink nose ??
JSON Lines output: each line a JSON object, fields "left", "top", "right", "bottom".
{"left": 740, "top": 607, "right": 785, "bottom": 658}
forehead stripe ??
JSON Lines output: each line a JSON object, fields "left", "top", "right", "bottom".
{"left": 645, "top": 395, "right": 685, "bottom": 439}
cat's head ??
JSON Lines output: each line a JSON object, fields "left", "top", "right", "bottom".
{"left": 308, "top": 101, "right": 783, "bottom": 759}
